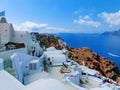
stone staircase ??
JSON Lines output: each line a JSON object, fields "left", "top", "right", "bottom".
{"left": 5, "top": 67, "right": 17, "bottom": 78}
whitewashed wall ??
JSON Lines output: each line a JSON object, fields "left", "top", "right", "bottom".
{"left": 0, "top": 48, "right": 28, "bottom": 61}
{"left": 0, "top": 58, "right": 4, "bottom": 70}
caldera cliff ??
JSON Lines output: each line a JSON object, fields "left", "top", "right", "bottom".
{"left": 67, "top": 47, "right": 119, "bottom": 79}
{"left": 34, "top": 33, "right": 119, "bottom": 79}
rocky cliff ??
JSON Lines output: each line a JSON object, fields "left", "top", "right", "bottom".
{"left": 35, "top": 33, "right": 67, "bottom": 49}
{"left": 67, "top": 47, "right": 119, "bottom": 79}
{"left": 34, "top": 33, "right": 119, "bottom": 79}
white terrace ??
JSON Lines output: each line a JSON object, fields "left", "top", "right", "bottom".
{"left": 1, "top": 47, "right": 119, "bottom": 90}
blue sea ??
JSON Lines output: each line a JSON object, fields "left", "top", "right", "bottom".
{"left": 54, "top": 33, "right": 120, "bottom": 71}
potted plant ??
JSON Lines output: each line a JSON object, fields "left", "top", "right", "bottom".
{"left": 43, "top": 60, "right": 48, "bottom": 72}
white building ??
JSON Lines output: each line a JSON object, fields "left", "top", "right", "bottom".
{"left": 11, "top": 52, "right": 44, "bottom": 83}
{"left": 11, "top": 47, "right": 68, "bottom": 83}
{"left": 67, "top": 71, "right": 80, "bottom": 85}
{"left": 43, "top": 47, "right": 67, "bottom": 66}
{"left": 0, "top": 17, "right": 34, "bottom": 53}
{"left": 0, "top": 17, "right": 14, "bottom": 44}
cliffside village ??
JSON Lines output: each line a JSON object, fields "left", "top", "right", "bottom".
{"left": 0, "top": 16, "right": 120, "bottom": 90}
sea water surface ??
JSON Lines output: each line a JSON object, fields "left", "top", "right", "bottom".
{"left": 54, "top": 33, "right": 120, "bottom": 70}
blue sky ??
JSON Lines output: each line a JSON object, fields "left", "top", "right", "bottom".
{"left": 0, "top": 0, "right": 120, "bottom": 33}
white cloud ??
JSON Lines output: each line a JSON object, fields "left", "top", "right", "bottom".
{"left": 13, "top": 21, "right": 48, "bottom": 31}
{"left": 23, "top": 21, "right": 48, "bottom": 28}
{"left": 13, "top": 21, "right": 70, "bottom": 33}
{"left": 99, "top": 10, "right": 120, "bottom": 27}
{"left": 74, "top": 15, "right": 101, "bottom": 28}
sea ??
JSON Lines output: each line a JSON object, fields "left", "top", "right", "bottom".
{"left": 54, "top": 33, "right": 120, "bottom": 71}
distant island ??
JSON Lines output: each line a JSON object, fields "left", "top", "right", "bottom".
{"left": 103, "top": 29, "right": 120, "bottom": 36}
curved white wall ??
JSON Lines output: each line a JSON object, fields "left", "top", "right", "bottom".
{"left": 0, "top": 58, "right": 4, "bottom": 70}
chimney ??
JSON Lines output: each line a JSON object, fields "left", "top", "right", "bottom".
{"left": 0, "top": 17, "right": 7, "bottom": 23}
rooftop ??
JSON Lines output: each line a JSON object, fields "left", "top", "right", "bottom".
{"left": 24, "top": 65, "right": 102, "bottom": 90}
{"left": 1, "top": 48, "right": 120, "bottom": 90}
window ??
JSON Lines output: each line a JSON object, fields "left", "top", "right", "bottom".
{"left": 29, "top": 63, "right": 32, "bottom": 70}
{"left": 29, "top": 63, "right": 37, "bottom": 70}
{"left": 21, "top": 35, "right": 23, "bottom": 37}
{"left": 33, "top": 63, "right": 36, "bottom": 70}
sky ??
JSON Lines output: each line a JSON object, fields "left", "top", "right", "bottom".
{"left": 0, "top": 0, "right": 120, "bottom": 33}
